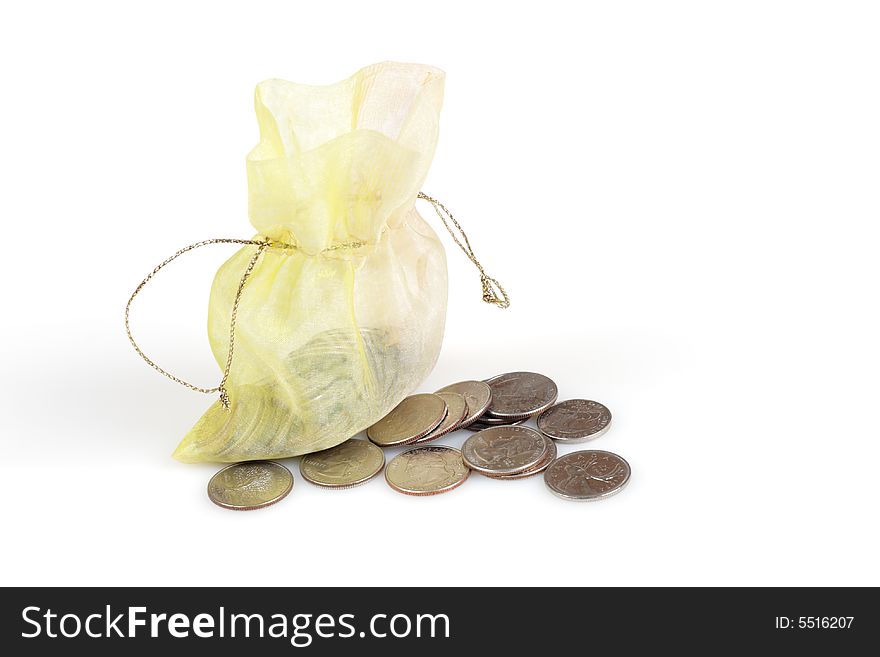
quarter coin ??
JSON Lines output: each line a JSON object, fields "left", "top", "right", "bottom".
{"left": 384, "top": 445, "right": 471, "bottom": 496}
{"left": 537, "top": 399, "right": 612, "bottom": 443}
{"left": 461, "top": 425, "right": 549, "bottom": 475}
{"left": 413, "top": 392, "right": 469, "bottom": 444}
{"left": 367, "top": 393, "right": 448, "bottom": 447}
{"left": 544, "top": 450, "right": 631, "bottom": 501}
{"left": 207, "top": 461, "right": 293, "bottom": 510}
{"left": 485, "top": 371, "right": 558, "bottom": 419}
{"left": 435, "top": 380, "right": 492, "bottom": 428}
{"left": 485, "top": 436, "right": 557, "bottom": 480}
{"left": 300, "top": 439, "right": 385, "bottom": 489}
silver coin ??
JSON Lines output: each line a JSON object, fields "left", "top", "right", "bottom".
{"left": 413, "top": 392, "right": 469, "bottom": 444}
{"left": 299, "top": 439, "right": 385, "bottom": 489}
{"left": 435, "top": 380, "right": 492, "bottom": 429}
{"left": 537, "top": 399, "right": 612, "bottom": 443}
{"left": 484, "top": 436, "right": 557, "bottom": 480}
{"left": 485, "top": 371, "right": 558, "bottom": 419}
{"left": 367, "top": 393, "right": 448, "bottom": 447}
{"left": 461, "top": 425, "right": 549, "bottom": 475}
{"left": 384, "top": 445, "right": 470, "bottom": 496}
{"left": 207, "top": 461, "right": 293, "bottom": 510}
{"left": 544, "top": 450, "right": 631, "bottom": 501}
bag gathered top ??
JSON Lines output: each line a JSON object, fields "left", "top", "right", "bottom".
{"left": 126, "top": 62, "right": 508, "bottom": 464}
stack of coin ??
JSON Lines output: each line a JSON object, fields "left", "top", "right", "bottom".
{"left": 366, "top": 393, "right": 450, "bottom": 447}
{"left": 435, "top": 380, "right": 491, "bottom": 429}
{"left": 461, "top": 425, "right": 556, "bottom": 480}
{"left": 205, "top": 370, "right": 632, "bottom": 506}
{"left": 466, "top": 371, "right": 558, "bottom": 430}
{"left": 413, "top": 392, "right": 468, "bottom": 444}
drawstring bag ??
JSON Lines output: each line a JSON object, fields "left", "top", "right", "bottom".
{"left": 126, "top": 62, "right": 508, "bottom": 463}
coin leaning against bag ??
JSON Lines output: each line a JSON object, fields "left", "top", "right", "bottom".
{"left": 484, "top": 371, "right": 559, "bottom": 420}
{"left": 207, "top": 461, "right": 293, "bottom": 510}
{"left": 300, "top": 438, "right": 385, "bottom": 489}
{"left": 367, "top": 393, "right": 448, "bottom": 447}
{"left": 384, "top": 445, "right": 471, "bottom": 496}
{"left": 543, "top": 450, "right": 631, "bottom": 501}
{"left": 413, "top": 392, "right": 469, "bottom": 444}
{"left": 461, "top": 425, "right": 550, "bottom": 476}
{"left": 537, "top": 399, "right": 612, "bottom": 443}
{"left": 435, "top": 380, "right": 492, "bottom": 429}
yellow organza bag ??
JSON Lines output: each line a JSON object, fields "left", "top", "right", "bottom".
{"left": 126, "top": 62, "right": 508, "bottom": 463}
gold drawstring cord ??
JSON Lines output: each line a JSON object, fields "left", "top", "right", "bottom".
{"left": 124, "top": 237, "right": 276, "bottom": 409}
{"left": 418, "top": 192, "right": 510, "bottom": 309}
{"left": 125, "top": 193, "right": 508, "bottom": 410}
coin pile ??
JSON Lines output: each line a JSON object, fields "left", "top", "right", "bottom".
{"left": 206, "top": 371, "right": 631, "bottom": 509}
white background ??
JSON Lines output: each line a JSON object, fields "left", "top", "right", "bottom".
{"left": 1, "top": 1, "right": 878, "bottom": 587}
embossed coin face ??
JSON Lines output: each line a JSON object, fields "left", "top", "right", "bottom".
{"left": 300, "top": 439, "right": 385, "bottom": 489}
{"left": 414, "top": 392, "right": 469, "bottom": 444}
{"left": 537, "top": 399, "right": 612, "bottom": 443}
{"left": 207, "top": 461, "right": 293, "bottom": 510}
{"left": 384, "top": 446, "right": 470, "bottom": 496}
{"left": 367, "top": 393, "right": 448, "bottom": 447}
{"left": 461, "top": 425, "right": 549, "bottom": 475}
{"left": 435, "top": 381, "right": 492, "bottom": 428}
{"left": 485, "top": 371, "right": 558, "bottom": 419}
{"left": 544, "top": 450, "right": 631, "bottom": 501}
{"left": 486, "top": 436, "right": 557, "bottom": 480}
